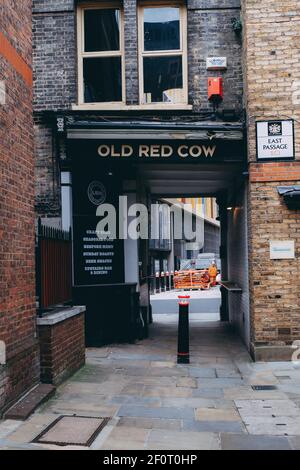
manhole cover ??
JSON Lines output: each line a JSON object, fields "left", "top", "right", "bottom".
{"left": 251, "top": 385, "right": 277, "bottom": 391}
{"left": 32, "top": 415, "right": 110, "bottom": 447}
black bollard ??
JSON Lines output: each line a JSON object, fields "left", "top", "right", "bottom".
{"left": 177, "top": 295, "right": 190, "bottom": 364}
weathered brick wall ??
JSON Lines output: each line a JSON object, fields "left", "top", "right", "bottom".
{"left": 33, "top": 2, "right": 76, "bottom": 111}
{"left": 187, "top": 0, "right": 243, "bottom": 112}
{"left": 38, "top": 313, "right": 85, "bottom": 385}
{"left": 243, "top": 0, "right": 300, "bottom": 357}
{"left": 0, "top": 0, "right": 40, "bottom": 413}
{"left": 124, "top": 0, "right": 139, "bottom": 105}
{"left": 34, "top": 116, "right": 61, "bottom": 219}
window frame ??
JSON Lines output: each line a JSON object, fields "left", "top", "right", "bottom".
{"left": 138, "top": 0, "right": 188, "bottom": 107}
{"left": 77, "top": 2, "right": 126, "bottom": 106}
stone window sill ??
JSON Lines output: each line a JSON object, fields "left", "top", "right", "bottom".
{"left": 72, "top": 103, "right": 193, "bottom": 111}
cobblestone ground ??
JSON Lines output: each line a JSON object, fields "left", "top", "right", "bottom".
{"left": 1, "top": 315, "right": 300, "bottom": 450}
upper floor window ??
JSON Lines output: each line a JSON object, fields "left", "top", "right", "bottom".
{"left": 138, "top": 1, "right": 187, "bottom": 105}
{"left": 77, "top": 3, "right": 124, "bottom": 104}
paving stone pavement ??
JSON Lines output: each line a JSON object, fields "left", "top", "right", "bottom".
{"left": 0, "top": 314, "right": 300, "bottom": 450}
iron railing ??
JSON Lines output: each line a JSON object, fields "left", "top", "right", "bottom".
{"left": 36, "top": 219, "right": 72, "bottom": 313}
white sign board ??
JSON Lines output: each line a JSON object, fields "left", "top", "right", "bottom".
{"left": 206, "top": 57, "right": 227, "bottom": 70}
{"left": 256, "top": 120, "right": 294, "bottom": 160}
{"left": 270, "top": 240, "right": 295, "bottom": 259}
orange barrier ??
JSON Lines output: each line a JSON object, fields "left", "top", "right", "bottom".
{"left": 174, "top": 270, "right": 211, "bottom": 290}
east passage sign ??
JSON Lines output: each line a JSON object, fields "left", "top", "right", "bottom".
{"left": 256, "top": 120, "right": 295, "bottom": 161}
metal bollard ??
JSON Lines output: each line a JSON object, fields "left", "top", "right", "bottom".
{"left": 177, "top": 295, "right": 190, "bottom": 364}
{"left": 166, "top": 271, "right": 170, "bottom": 291}
{"left": 170, "top": 271, "right": 174, "bottom": 290}
{"left": 155, "top": 272, "right": 160, "bottom": 293}
{"left": 161, "top": 271, "right": 166, "bottom": 292}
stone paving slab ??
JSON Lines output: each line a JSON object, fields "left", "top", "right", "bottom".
{"left": 2, "top": 414, "right": 58, "bottom": 444}
{"left": 160, "top": 397, "right": 216, "bottom": 408}
{"left": 288, "top": 436, "right": 300, "bottom": 450}
{"left": 146, "top": 429, "right": 221, "bottom": 450}
{"left": 188, "top": 367, "right": 217, "bottom": 378}
{"left": 216, "top": 369, "right": 240, "bottom": 378}
{"left": 117, "top": 417, "right": 182, "bottom": 430}
{"left": 193, "top": 388, "right": 224, "bottom": 398}
{"left": 195, "top": 407, "right": 241, "bottom": 421}
{"left": 224, "top": 387, "right": 288, "bottom": 400}
{"left": 243, "top": 416, "right": 300, "bottom": 435}
{"left": 99, "top": 426, "right": 150, "bottom": 450}
{"left": 183, "top": 420, "right": 246, "bottom": 433}
{"left": 176, "top": 377, "right": 197, "bottom": 388}
{"left": 235, "top": 399, "right": 300, "bottom": 417}
{"left": 117, "top": 405, "right": 195, "bottom": 420}
{"left": 109, "top": 396, "right": 161, "bottom": 407}
{"left": 197, "top": 378, "right": 245, "bottom": 389}
{"left": 221, "top": 433, "right": 292, "bottom": 450}
{"left": 0, "top": 420, "right": 23, "bottom": 439}
{"left": 143, "top": 386, "right": 193, "bottom": 398}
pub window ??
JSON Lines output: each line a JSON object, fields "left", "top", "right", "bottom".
{"left": 77, "top": 3, "right": 125, "bottom": 104}
{"left": 138, "top": 1, "right": 187, "bottom": 105}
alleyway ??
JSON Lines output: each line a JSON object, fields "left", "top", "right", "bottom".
{"left": 0, "top": 316, "right": 300, "bottom": 450}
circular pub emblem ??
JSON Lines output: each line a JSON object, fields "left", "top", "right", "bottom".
{"left": 87, "top": 181, "right": 107, "bottom": 206}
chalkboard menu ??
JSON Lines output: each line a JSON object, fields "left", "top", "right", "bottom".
{"left": 72, "top": 163, "right": 124, "bottom": 286}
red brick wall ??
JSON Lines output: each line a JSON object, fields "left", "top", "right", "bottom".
{"left": 0, "top": 1, "right": 40, "bottom": 413}
{"left": 38, "top": 313, "right": 85, "bottom": 385}
{"left": 250, "top": 163, "right": 300, "bottom": 183}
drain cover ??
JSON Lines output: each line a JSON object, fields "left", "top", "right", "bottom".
{"left": 251, "top": 385, "right": 277, "bottom": 391}
{"left": 33, "top": 415, "right": 110, "bottom": 447}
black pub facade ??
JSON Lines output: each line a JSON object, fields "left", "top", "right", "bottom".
{"left": 34, "top": 1, "right": 249, "bottom": 349}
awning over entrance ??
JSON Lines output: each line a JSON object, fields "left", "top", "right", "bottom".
{"left": 65, "top": 119, "right": 246, "bottom": 196}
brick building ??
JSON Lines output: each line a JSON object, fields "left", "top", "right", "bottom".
{"left": 243, "top": 0, "right": 300, "bottom": 359}
{"left": 0, "top": 1, "right": 40, "bottom": 413}
{"left": 31, "top": 0, "right": 300, "bottom": 360}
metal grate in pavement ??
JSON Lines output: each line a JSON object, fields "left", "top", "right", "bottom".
{"left": 32, "top": 415, "right": 110, "bottom": 447}
{"left": 251, "top": 385, "right": 277, "bottom": 391}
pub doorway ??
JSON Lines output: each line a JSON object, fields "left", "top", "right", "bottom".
{"left": 149, "top": 196, "right": 221, "bottom": 324}
{"left": 68, "top": 123, "right": 250, "bottom": 351}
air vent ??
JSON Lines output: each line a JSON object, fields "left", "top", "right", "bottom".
{"left": 251, "top": 385, "right": 277, "bottom": 391}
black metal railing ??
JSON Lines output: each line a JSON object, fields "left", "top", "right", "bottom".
{"left": 36, "top": 219, "right": 72, "bottom": 312}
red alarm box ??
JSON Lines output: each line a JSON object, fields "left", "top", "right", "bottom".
{"left": 208, "top": 77, "right": 223, "bottom": 101}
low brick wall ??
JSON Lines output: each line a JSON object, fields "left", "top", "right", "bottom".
{"left": 37, "top": 307, "right": 86, "bottom": 386}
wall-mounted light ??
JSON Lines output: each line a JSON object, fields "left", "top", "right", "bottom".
{"left": 277, "top": 186, "right": 300, "bottom": 209}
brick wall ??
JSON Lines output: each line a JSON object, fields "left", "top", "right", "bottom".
{"left": 38, "top": 312, "right": 85, "bottom": 385}
{"left": 243, "top": 0, "right": 300, "bottom": 358}
{"left": 0, "top": 0, "right": 40, "bottom": 413}
{"left": 187, "top": 0, "right": 243, "bottom": 113}
{"left": 33, "top": 2, "right": 76, "bottom": 111}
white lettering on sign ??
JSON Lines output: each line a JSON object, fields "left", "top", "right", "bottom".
{"left": 97, "top": 144, "right": 217, "bottom": 159}
{"left": 256, "top": 120, "right": 294, "bottom": 160}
